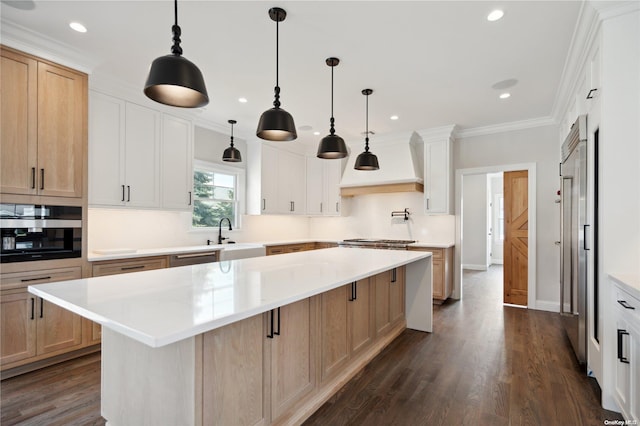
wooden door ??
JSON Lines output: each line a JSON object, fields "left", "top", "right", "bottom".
{"left": 320, "top": 285, "right": 349, "bottom": 381}
{"left": 37, "top": 62, "right": 86, "bottom": 197}
{"left": 350, "top": 278, "right": 374, "bottom": 357}
{"left": 0, "top": 48, "right": 38, "bottom": 195}
{"left": 270, "top": 298, "right": 316, "bottom": 421}
{"left": 374, "top": 271, "right": 391, "bottom": 336}
{"left": 202, "top": 314, "right": 266, "bottom": 426}
{"left": 504, "top": 170, "right": 528, "bottom": 306}
{"left": 0, "top": 290, "right": 37, "bottom": 365}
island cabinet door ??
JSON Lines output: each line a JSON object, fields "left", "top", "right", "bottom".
{"left": 201, "top": 314, "right": 266, "bottom": 426}
{"left": 374, "top": 271, "right": 392, "bottom": 336}
{"left": 0, "top": 290, "right": 37, "bottom": 365}
{"left": 320, "top": 285, "right": 350, "bottom": 382}
{"left": 36, "top": 298, "right": 83, "bottom": 355}
{"left": 350, "top": 278, "right": 374, "bottom": 357}
{"left": 389, "top": 267, "right": 406, "bottom": 324}
{"left": 268, "top": 297, "right": 317, "bottom": 422}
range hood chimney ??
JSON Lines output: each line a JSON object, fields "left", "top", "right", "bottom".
{"left": 340, "top": 131, "right": 424, "bottom": 197}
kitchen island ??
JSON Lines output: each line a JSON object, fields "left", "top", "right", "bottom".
{"left": 29, "top": 247, "right": 432, "bottom": 425}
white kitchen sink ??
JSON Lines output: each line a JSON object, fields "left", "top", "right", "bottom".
{"left": 219, "top": 243, "right": 266, "bottom": 261}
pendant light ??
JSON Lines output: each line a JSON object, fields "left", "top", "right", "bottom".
{"left": 144, "top": 0, "right": 209, "bottom": 108}
{"left": 256, "top": 7, "right": 297, "bottom": 141}
{"left": 317, "top": 57, "right": 348, "bottom": 159}
{"left": 354, "top": 89, "right": 379, "bottom": 170}
{"left": 222, "top": 120, "right": 242, "bottom": 162}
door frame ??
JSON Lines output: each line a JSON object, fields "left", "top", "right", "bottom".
{"left": 454, "top": 162, "right": 537, "bottom": 308}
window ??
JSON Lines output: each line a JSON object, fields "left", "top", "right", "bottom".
{"left": 192, "top": 162, "right": 242, "bottom": 228}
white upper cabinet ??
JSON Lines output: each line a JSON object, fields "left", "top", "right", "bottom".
{"left": 247, "top": 143, "right": 307, "bottom": 215}
{"left": 89, "top": 91, "right": 190, "bottom": 210}
{"left": 161, "top": 114, "right": 193, "bottom": 210}
{"left": 306, "top": 157, "right": 343, "bottom": 216}
{"left": 421, "top": 126, "right": 455, "bottom": 215}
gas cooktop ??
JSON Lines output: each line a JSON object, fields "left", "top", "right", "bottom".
{"left": 339, "top": 238, "right": 416, "bottom": 249}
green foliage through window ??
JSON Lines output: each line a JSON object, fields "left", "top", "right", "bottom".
{"left": 192, "top": 169, "right": 237, "bottom": 228}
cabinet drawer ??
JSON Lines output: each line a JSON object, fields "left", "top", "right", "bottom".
{"left": 615, "top": 286, "right": 640, "bottom": 325}
{"left": 408, "top": 247, "right": 443, "bottom": 260}
{"left": 266, "top": 246, "right": 287, "bottom": 256}
{"left": 1, "top": 267, "right": 82, "bottom": 291}
{"left": 168, "top": 251, "right": 218, "bottom": 267}
{"left": 92, "top": 256, "right": 167, "bottom": 277}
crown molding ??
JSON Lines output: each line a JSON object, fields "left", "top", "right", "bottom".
{"left": 549, "top": 1, "right": 602, "bottom": 124}
{"left": 0, "top": 18, "right": 98, "bottom": 73}
{"left": 416, "top": 125, "right": 458, "bottom": 142}
{"left": 591, "top": 0, "right": 640, "bottom": 20}
{"left": 455, "top": 116, "right": 557, "bottom": 139}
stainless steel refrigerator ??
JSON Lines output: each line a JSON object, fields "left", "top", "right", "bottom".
{"left": 560, "top": 115, "right": 589, "bottom": 365}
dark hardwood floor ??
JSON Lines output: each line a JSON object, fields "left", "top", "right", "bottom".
{"left": 1, "top": 266, "right": 623, "bottom": 425}
{"left": 305, "top": 266, "right": 622, "bottom": 425}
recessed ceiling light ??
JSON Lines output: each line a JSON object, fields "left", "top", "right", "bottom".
{"left": 499, "top": 92, "right": 511, "bottom": 99}
{"left": 390, "top": 115, "right": 399, "bottom": 120}
{"left": 69, "top": 22, "right": 87, "bottom": 33}
{"left": 487, "top": 10, "right": 504, "bottom": 22}
{"left": 313, "top": 131, "right": 320, "bottom": 136}
{"left": 238, "top": 97, "right": 248, "bottom": 103}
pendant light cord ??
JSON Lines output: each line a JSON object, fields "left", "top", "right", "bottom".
{"left": 171, "top": 0, "right": 183, "bottom": 56}
{"left": 230, "top": 122, "right": 235, "bottom": 148}
{"left": 273, "top": 18, "right": 281, "bottom": 109}
{"left": 364, "top": 93, "right": 370, "bottom": 152}
{"left": 329, "top": 65, "right": 335, "bottom": 135}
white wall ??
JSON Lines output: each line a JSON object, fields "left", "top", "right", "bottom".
{"left": 489, "top": 174, "right": 504, "bottom": 263}
{"left": 309, "top": 192, "right": 455, "bottom": 244}
{"left": 194, "top": 125, "right": 248, "bottom": 168}
{"left": 462, "top": 174, "right": 488, "bottom": 270}
{"left": 454, "top": 124, "right": 560, "bottom": 308}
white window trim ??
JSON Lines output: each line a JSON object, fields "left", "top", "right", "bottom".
{"left": 191, "top": 160, "right": 246, "bottom": 231}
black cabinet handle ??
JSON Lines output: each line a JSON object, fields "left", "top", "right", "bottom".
{"left": 262, "top": 198, "right": 266, "bottom": 211}
{"left": 121, "top": 265, "right": 145, "bottom": 271}
{"left": 20, "top": 276, "right": 51, "bottom": 283}
{"left": 40, "top": 169, "right": 44, "bottom": 190}
{"left": 31, "top": 167, "right": 36, "bottom": 189}
{"left": 618, "top": 300, "right": 636, "bottom": 310}
{"left": 267, "top": 309, "right": 274, "bottom": 338}
{"left": 39, "top": 298, "right": 44, "bottom": 319}
{"left": 583, "top": 225, "right": 590, "bottom": 250}
{"left": 320, "top": 202, "right": 323, "bottom": 213}
{"left": 121, "top": 185, "right": 125, "bottom": 202}
{"left": 618, "top": 329, "right": 630, "bottom": 364}
{"left": 349, "top": 282, "right": 355, "bottom": 301}
{"left": 290, "top": 201, "right": 294, "bottom": 212}
{"left": 391, "top": 268, "right": 397, "bottom": 283}
{"left": 586, "top": 88, "right": 598, "bottom": 99}
{"left": 188, "top": 191, "right": 192, "bottom": 206}
{"left": 127, "top": 185, "right": 131, "bottom": 202}
{"left": 274, "top": 307, "right": 281, "bottom": 336}
{"left": 336, "top": 202, "right": 339, "bottom": 213}
{"left": 30, "top": 297, "right": 35, "bottom": 320}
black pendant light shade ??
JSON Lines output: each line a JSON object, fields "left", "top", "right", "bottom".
{"left": 144, "top": 0, "right": 209, "bottom": 108}
{"left": 317, "top": 57, "right": 348, "bottom": 159}
{"left": 354, "top": 89, "right": 379, "bottom": 170}
{"left": 256, "top": 7, "right": 297, "bottom": 141}
{"left": 222, "top": 120, "right": 242, "bottom": 162}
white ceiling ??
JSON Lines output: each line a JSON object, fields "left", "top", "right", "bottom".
{"left": 1, "top": 0, "right": 582, "bottom": 146}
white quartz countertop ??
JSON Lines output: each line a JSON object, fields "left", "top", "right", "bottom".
{"left": 408, "top": 242, "right": 455, "bottom": 249}
{"left": 30, "top": 247, "right": 430, "bottom": 348}
{"left": 610, "top": 273, "right": 640, "bottom": 300}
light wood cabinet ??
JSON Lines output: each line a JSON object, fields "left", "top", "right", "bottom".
{"left": 408, "top": 246, "right": 453, "bottom": 302}
{"left": 201, "top": 314, "right": 266, "bottom": 426}
{"left": 1, "top": 46, "right": 86, "bottom": 197}
{"left": 319, "top": 279, "right": 375, "bottom": 382}
{"left": 92, "top": 256, "right": 167, "bottom": 277}
{"left": 374, "top": 267, "right": 406, "bottom": 337}
{"left": 389, "top": 266, "right": 405, "bottom": 324}
{"left": 0, "top": 267, "right": 84, "bottom": 370}
{"left": 265, "top": 242, "right": 316, "bottom": 256}
{"left": 268, "top": 298, "right": 317, "bottom": 422}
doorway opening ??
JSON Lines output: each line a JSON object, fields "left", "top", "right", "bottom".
{"left": 454, "top": 163, "right": 537, "bottom": 308}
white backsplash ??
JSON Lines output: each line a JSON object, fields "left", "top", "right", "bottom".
{"left": 309, "top": 192, "right": 455, "bottom": 243}
{"left": 88, "top": 193, "right": 455, "bottom": 252}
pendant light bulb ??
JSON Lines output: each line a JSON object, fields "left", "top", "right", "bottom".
{"left": 354, "top": 89, "right": 379, "bottom": 170}
{"left": 144, "top": 0, "right": 209, "bottom": 108}
{"left": 223, "top": 120, "right": 242, "bottom": 162}
{"left": 256, "top": 7, "right": 297, "bottom": 141}
{"left": 317, "top": 57, "right": 348, "bottom": 159}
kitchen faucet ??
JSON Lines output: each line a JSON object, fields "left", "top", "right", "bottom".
{"left": 218, "top": 217, "right": 232, "bottom": 244}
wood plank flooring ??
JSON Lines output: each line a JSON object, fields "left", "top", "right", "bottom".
{"left": 1, "top": 266, "right": 623, "bottom": 425}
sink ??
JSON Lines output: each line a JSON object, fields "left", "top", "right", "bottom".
{"left": 219, "top": 244, "right": 266, "bottom": 261}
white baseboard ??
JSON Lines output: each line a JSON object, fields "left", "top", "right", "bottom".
{"left": 490, "top": 258, "right": 504, "bottom": 265}
{"left": 462, "top": 264, "right": 488, "bottom": 271}
{"left": 533, "top": 300, "right": 560, "bottom": 312}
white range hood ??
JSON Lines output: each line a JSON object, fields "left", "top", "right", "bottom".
{"left": 340, "top": 131, "right": 424, "bottom": 197}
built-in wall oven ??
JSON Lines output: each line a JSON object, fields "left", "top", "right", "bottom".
{"left": 0, "top": 203, "right": 82, "bottom": 263}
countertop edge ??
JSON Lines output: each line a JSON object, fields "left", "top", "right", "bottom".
{"left": 609, "top": 273, "right": 640, "bottom": 300}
